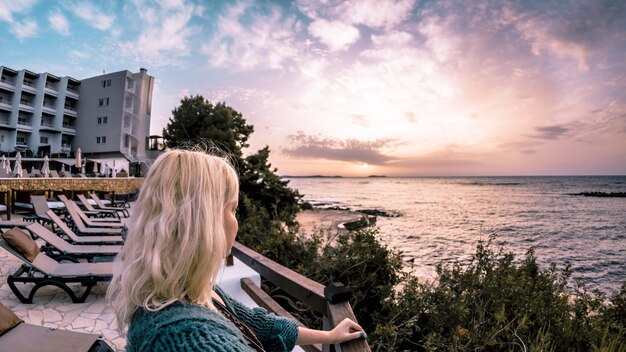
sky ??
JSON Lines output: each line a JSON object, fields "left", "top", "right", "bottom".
{"left": 1, "top": 0, "right": 625, "bottom": 176}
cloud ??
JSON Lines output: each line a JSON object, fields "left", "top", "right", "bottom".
{"left": 12, "top": 19, "right": 38, "bottom": 39}
{"left": 504, "top": 1, "right": 626, "bottom": 70}
{"left": 351, "top": 114, "right": 369, "bottom": 127}
{"left": 203, "top": 1, "right": 301, "bottom": 71}
{"left": 0, "top": 0, "right": 38, "bottom": 39}
{"left": 529, "top": 125, "right": 570, "bottom": 140}
{"left": 67, "top": 1, "right": 115, "bottom": 31}
{"left": 0, "top": 0, "right": 37, "bottom": 23}
{"left": 297, "top": 0, "right": 415, "bottom": 29}
{"left": 111, "top": 0, "right": 201, "bottom": 67}
{"left": 308, "top": 19, "right": 359, "bottom": 51}
{"left": 282, "top": 132, "right": 398, "bottom": 165}
{"left": 49, "top": 9, "right": 69, "bottom": 35}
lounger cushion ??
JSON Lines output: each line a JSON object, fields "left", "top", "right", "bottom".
{"left": 2, "top": 227, "right": 39, "bottom": 262}
{"left": 0, "top": 302, "right": 23, "bottom": 336}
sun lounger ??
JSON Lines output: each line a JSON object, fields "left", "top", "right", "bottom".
{"left": 57, "top": 197, "right": 125, "bottom": 236}
{"left": 0, "top": 236, "right": 112, "bottom": 303}
{"left": 76, "top": 194, "right": 121, "bottom": 220}
{"left": 57, "top": 195, "right": 113, "bottom": 221}
{"left": 29, "top": 195, "right": 58, "bottom": 230}
{"left": 0, "top": 223, "right": 121, "bottom": 261}
{"left": 59, "top": 195, "right": 124, "bottom": 227}
{"left": 0, "top": 302, "right": 113, "bottom": 352}
{"left": 89, "top": 193, "right": 129, "bottom": 217}
{"left": 47, "top": 210, "right": 124, "bottom": 245}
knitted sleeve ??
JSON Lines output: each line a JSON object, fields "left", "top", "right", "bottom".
{"left": 219, "top": 288, "right": 299, "bottom": 351}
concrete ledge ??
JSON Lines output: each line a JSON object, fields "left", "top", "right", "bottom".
{"left": 0, "top": 178, "right": 143, "bottom": 194}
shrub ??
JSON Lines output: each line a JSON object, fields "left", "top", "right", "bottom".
{"left": 370, "top": 237, "right": 626, "bottom": 351}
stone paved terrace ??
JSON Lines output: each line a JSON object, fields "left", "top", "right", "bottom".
{"left": 0, "top": 207, "right": 132, "bottom": 351}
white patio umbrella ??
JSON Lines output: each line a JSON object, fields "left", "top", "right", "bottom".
{"left": 41, "top": 155, "right": 50, "bottom": 177}
{"left": 93, "top": 161, "right": 99, "bottom": 175}
{"left": 102, "top": 163, "right": 109, "bottom": 177}
{"left": 14, "top": 152, "right": 23, "bottom": 177}
{"left": 81, "top": 159, "right": 86, "bottom": 175}
{"left": 1, "top": 155, "right": 7, "bottom": 173}
{"left": 60, "top": 163, "right": 66, "bottom": 176}
{"left": 30, "top": 166, "right": 36, "bottom": 177}
{"left": 75, "top": 148, "right": 82, "bottom": 174}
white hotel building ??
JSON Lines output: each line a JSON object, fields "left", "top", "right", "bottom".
{"left": 0, "top": 66, "right": 154, "bottom": 173}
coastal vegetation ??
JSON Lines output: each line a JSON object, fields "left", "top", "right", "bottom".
{"left": 163, "top": 97, "right": 625, "bottom": 351}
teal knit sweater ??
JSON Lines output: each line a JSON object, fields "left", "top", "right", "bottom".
{"left": 126, "top": 287, "right": 299, "bottom": 351}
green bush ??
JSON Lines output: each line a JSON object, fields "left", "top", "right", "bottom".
{"left": 240, "top": 221, "right": 626, "bottom": 351}
{"left": 369, "top": 238, "right": 626, "bottom": 351}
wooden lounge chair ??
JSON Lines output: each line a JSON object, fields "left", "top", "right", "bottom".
{"left": 0, "top": 223, "right": 121, "bottom": 262}
{"left": 0, "top": 302, "right": 113, "bottom": 352}
{"left": 59, "top": 195, "right": 124, "bottom": 226}
{"left": 0, "top": 237, "right": 113, "bottom": 303}
{"left": 89, "top": 193, "right": 129, "bottom": 217}
{"left": 57, "top": 197, "right": 125, "bottom": 236}
{"left": 47, "top": 210, "right": 124, "bottom": 245}
{"left": 29, "top": 195, "right": 58, "bottom": 230}
{"left": 75, "top": 194, "right": 120, "bottom": 220}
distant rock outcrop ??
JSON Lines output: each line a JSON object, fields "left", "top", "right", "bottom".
{"left": 569, "top": 192, "right": 626, "bottom": 197}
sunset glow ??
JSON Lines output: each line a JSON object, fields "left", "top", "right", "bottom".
{"left": 2, "top": 0, "right": 625, "bottom": 176}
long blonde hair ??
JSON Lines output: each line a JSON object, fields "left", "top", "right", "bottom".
{"left": 107, "top": 149, "right": 239, "bottom": 331}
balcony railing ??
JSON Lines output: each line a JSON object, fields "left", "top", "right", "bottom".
{"left": 232, "top": 242, "right": 371, "bottom": 352}
{"left": 66, "top": 87, "right": 79, "bottom": 97}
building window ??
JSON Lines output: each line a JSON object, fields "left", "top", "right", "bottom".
{"left": 101, "top": 79, "right": 111, "bottom": 87}
{"left": 96, "top": 136, "right": 107, "bottom": 144}
{"left": 97, "top": 116, "right": 108, "bottom": 124}
{"left": 40, "top": 136, "right": 49, "bottom": 144}
{"left": 16, "top": 136, "right": 26, "bottom": 145}
{"left": 98, "top": 97, "right": 109, "bottom": 106}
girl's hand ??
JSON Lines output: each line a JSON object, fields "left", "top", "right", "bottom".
{"left": 328, "top": 318, "right": 367, "bottom": 343}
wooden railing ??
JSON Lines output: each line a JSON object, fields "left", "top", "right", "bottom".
{"left": 232, "top": 242, "right": 371, "bottom": 352}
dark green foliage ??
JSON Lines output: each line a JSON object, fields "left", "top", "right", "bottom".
{"left": 163, "top": 95, "right": 253, "bottom": 162}
{"left": 239, "top": 147, "right": 301, "bottom": 226}
{"left": 162, "top": 95, "right": 301, "bottom": 231}
{"left": 304, "top": 229, "right": 404, "bottom": 330}
{"left": 367, "top": 238, "right": 626, "bottom": 351}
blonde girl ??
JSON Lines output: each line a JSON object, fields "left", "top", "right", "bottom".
{"left": 108, "top": 150, "right": 364, "bottom": 351}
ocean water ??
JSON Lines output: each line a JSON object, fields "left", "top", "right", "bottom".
{"left": 286, "top": 176, "right": 626, "bottom": 294}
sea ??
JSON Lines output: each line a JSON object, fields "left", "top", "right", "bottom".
{"left": 286, "top": 176, "right": 626, "bottom": 295}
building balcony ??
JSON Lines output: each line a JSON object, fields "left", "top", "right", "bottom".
{"left": 62, "top": 125, "right": 76, "bottom": 135}
{"left": 66, "top": 87, "right": 79, "bottom": 99}
{"left": 64, "top": 106, "right": 77, "bottom": 116}
{"left": 60, "top": 144, "right": 72, "bottom": 153}
{"left": 0, "top": 79, "right": 15, "bottom": 92}
{"left": 44, "top": 84, "right": 58, "bottom": 96}
{"left": 42, "top": 103, "right": 56, "bottom": 114}
{"left": 16, "top": 124, "right": 33, "bottom": 132}
{"left": 19, "top": 102, "right": 35, "bottom": 113}
{"left": 21, "top": 82, "right": 37, "bottom": 93}
{"left": 0, "top": 99, "right": 12, "bottom": 111}
{"left": 40, "top": 123, "right": 61, "bottom": 133}
{"left": 0, "top": 118, "right": 12, "bottom": 130}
